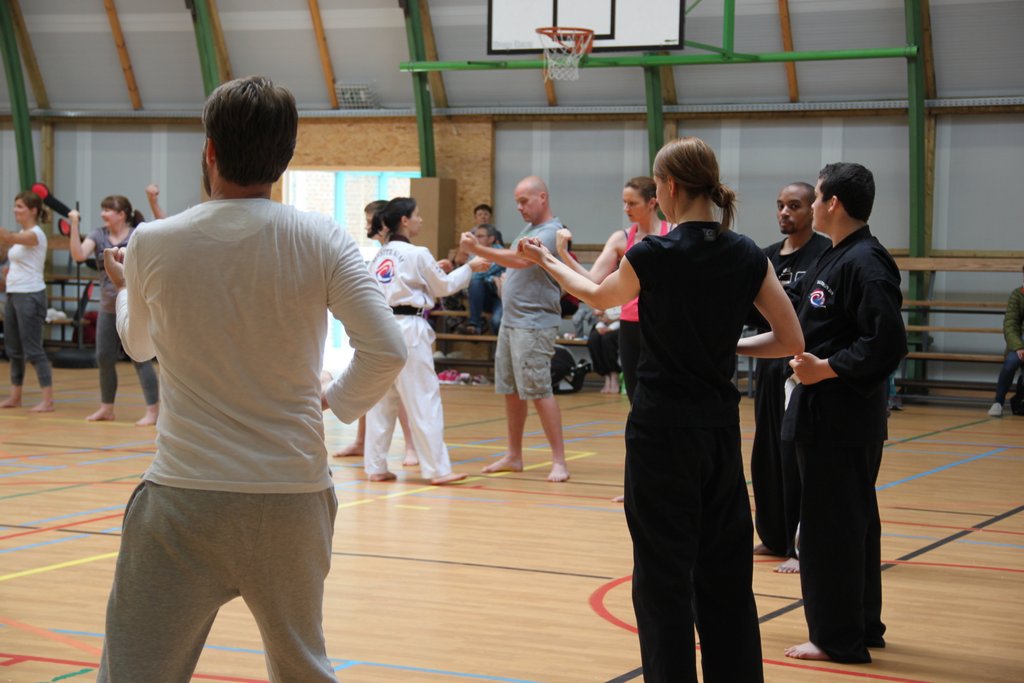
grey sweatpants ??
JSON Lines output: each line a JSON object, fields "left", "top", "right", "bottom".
{"left": 4, "top": 290, "right": 53, "bottom": 388}
{"left": 97, "top": 482, "right": 339, "bottom": 683}
{"left": 96, "top": 311, "right": 159, "bottom": 405}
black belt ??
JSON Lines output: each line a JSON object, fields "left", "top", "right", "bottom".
{"left": 392, "top": 305, "right": 425, "bottom": 316}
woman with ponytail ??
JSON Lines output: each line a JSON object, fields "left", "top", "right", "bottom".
{"left": 362, "top": 197, "right": 490, "bottom": 485}
{"left": 68, "top": 195, "right": 159, "bottom": 425}
{"left": 517, "top": 137, "right": 804, "bottom": 682}
{"left": 0, "top": 191, "right": 55, "bottom": 412}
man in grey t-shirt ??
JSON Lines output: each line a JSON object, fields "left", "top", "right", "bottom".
{"left": 460, "top": 176, "right": 568, "bottom": 482}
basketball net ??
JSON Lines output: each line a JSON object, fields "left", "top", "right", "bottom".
{"left": 536, "top": 27, "right": 594, "bottom": 82}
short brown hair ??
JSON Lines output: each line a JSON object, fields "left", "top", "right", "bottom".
{"left": 15, "top": 190, "right": 48, "bottom": 224}
{"left": 202, "top": 75, "right": 297, "bottom": 186}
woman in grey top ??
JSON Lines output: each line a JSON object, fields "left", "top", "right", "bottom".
{"left": 68, "top": 195, "right": 159, "bottom": 425}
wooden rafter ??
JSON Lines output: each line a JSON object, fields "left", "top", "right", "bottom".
{"left": 9, "top": 0, "right": 48, "bottom": 109}
{"left": 919, "top": 0, "right": 937, "bottom": 99}
{"left": 307, "top": 0, "right": 338, "bottom": 108}
{"left": 920, "top": 0, "right": 938, "bottom": 255}
{"left": 777, "top": 0, "right": 799, "bottom": 103}
{"left": 103, "top": 0, "right": 142, "bottom": 109}
{"left": 207, "top": 0, "right": 233, "bottom": 83}
{"left": 418, "top": 0, "right": 448, "bottom": 108}
{"left": 544, "top": 77, "right": 557, "bottom": 106}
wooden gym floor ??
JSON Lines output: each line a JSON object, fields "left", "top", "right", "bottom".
{"left": 0, "top": 365, "right": 1021, "bottom": 682}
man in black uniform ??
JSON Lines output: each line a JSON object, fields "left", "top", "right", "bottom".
{"left": 783, "top": 163, "right": 907, "bottom": 663}
{"left": 751, "top": 183, "right": 830, "bottom": 573}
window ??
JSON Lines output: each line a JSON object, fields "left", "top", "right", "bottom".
{"left": 282, "top": 169, "right": 420, "bottom": 247}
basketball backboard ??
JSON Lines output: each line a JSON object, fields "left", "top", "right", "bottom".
{"left": 488, "top": 0, "right": 684, "bottom": 54}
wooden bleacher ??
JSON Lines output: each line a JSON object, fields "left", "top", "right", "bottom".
{"left": 896, "top": 255, "right": 1019, "bottom": 400}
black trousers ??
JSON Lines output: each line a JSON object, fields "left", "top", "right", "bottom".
{"left": 751, "top": 357, "right": 801, "bottom": 557}
{"left": 586, "top": 325, "right": 620, "bottom": 376}
{"left": 624, "top": 417, "right": 764, "bottom": 683}
{"left": 795, "top": 440, "right": 885, "bottom": 663}
{"left": 618, "top": 320, "right": 643, "bottom": 402}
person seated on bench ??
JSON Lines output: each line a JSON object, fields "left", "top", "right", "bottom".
{"left": 988, "top": 265, "right": 1024, "bottom": 417}
{"left": 462, "top": 223, "right": 506, "bottom": 335}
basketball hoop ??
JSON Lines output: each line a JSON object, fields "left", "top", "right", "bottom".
{"left": 536, "top": 27, "right": 594, "bottom": 82}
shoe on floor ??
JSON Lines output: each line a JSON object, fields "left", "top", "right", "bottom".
{"left": 988, "top": 402, "right": 1003, "bottom": 417}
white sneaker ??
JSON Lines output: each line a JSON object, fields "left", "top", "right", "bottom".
{"left": 988, "top": 402, "right": 1003, "bottom": 417}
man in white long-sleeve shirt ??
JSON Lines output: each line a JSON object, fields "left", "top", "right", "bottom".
{"left": 96, "top": 75, "right": 406, "bottom": 682}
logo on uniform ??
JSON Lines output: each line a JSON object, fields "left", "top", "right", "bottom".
{"left": 808, "top": 289, "right": 827, "bottom": 308}
{"left": 376, "top": 259, "right": 396, "bottom": 284}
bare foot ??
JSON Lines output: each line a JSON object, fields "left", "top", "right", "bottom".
{"left": 332, "top": 442, "right": 364, "bottom": 458}
{"left": 135, "top": 406, "right": 158, "bottom": 426}
{"left": 368, "top": 472, "right": 397, "bottom": 482}
{"left": 1, "top": 398, "right": 22, "bottom": 408}
{"left": 612, "top": 494, "right": 625, "bottom": 503}
{"left": 28, "top": 401, "right": 55, "bottom": 413}
{"left": 775, "top": 558, "right": 800, "bottom": 573}
{"left": 753, "top": 543, "right": 780, "bottom": 556}
{"left": 402, "top": 451, "right": 419, "bottom": 467}
{"left": 431, "top": 472, "right": 467, "bottom": 485}
{"left": 482, "top": 454, "right": 523, "bottom": 474}
{"left": 547, "top": 463, "right": 570, "bottom": 482}
{"left": 86, "top": 407, "right": 116, "bottom": 422}
{"left": 784, "top": 642, "right": 831, "bottom": 661}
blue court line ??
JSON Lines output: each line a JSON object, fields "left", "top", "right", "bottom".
{"left": 0, "top": 465, "right": 64, "bottom": 478}
{"left": 915, "top": 439, "right": 1022, "bottom": 450}
{"left": 25, "top": 505, "right": 124, "bottom": 525}
{"left": 540, "top": 504, "right": 625, "bottom": 514}
{"left": 49, "top": 629, "right": 541, "bottom": 682}
{"left": 80, "top": 453, "right": 153, "bottom": 466}
{"left": 0, "top": 525, "right": 123, "bottom": 555}
{"left": 332, "top": 660, "right": 541, "bottom": 681}
{"left": 877, "top": 447, "right": 1008, "bottom": 491}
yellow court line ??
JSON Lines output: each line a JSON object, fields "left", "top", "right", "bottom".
{"left": 0, "top": 551, "right": 118, "bottom": 583}
{"left": 395, "top": 504, "right": 431, "bottom": 510}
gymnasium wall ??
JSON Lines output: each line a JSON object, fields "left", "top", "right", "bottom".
{"left": 2, "top": 113, "right": 1020, "bottom": 383}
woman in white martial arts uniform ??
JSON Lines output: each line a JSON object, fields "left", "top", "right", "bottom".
{"left": 364, "top": 197, "right": 489, "bottom": 484}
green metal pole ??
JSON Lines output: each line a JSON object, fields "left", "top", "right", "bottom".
{"left": 723, "top": 0, "right": 735, "bottom": 56}
{"left": 400, "top": 46, "right": 917, "bottom": 73}
{"left": 189, "top": 0, "right": 220, "bottom": 97}
{"left": 905, "top": 0, "right": 928, "bottom": 382}
{"left": 643, "top": 65, "right": 665, "bottom": 169}
{"left": 402, "top": 0, "right": 436, "bottom": 177}
{"left": 0, "top": 1, "right": 36, "bottom": 188}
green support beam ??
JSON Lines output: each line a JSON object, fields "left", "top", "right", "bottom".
{"left": 722, "top": 0, "right": 735, "bottom": 56}
{"left": 401, "top": 0, "right": 436, "bottom": 177}
{"left": 905, "top": 0, "right": 928, "bottom": 383}
{"left": 188, "top": 0, "right": 221, "bottom": 97}
{"left": 400, "top": 46, "right": 917, "bottom": 73}
{"left": 643, "top": 65, "right": 665, "bottom": 168}
{"left": 0, "top": 0, "right": 36, "bottom": 188}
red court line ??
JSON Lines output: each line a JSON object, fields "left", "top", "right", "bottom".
{"left": 0, "top": 616, "right": 101, "bottom": 656}
{"left": 0, "top": 512, "right": 124, "bottom": 541}
{"left": 588, "top": 575, "right": 637, "bottom": 634}
{"left": 465, "top": 484, "right": 622, "bottom": 502}
{"left": 883, "top": 559, "right": 1024, "bottom": 574}
{"left": 0, "top": 480, "right": 138, "bottom": 487}
{"left": 762, "top": 658, "right": 931, "bottom": 682}
{"left": 880, "top": 519, "right": 1024, "bottom": 536}
{"left": 590, "top": 579, "right": 933, "bottom": 682}
{"left": 0, "top": 652, "right": 268, "bottom": 682}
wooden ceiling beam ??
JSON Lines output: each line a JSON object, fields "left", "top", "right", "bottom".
{"left": 103, "top": 0, "right": 142, "bottom": 110}
{"left": 307, "top": 0, "right": 338, "bottom": 108}
{"left": 777, "top": 0, "right": 800, "bottom": 103}
{"left": 418, "top": 0, "right": 448, "bottom": 108}
{"left": 544, "top": 77, "right": 558, "bottom": 106}
{"left": 9, "top": 0, "right": 48, "bottom": 109}
{"left": 207, "top": 0, "right": 233, "bottom": 83}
